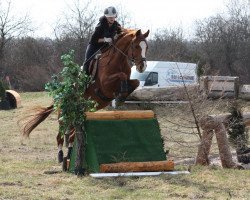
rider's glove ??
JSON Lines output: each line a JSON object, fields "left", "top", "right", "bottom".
{"left": 103, "top": 37, "right": 113, "bottom": 44}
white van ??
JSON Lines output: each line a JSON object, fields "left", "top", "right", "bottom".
{"left": 131, "top": 61, "right": 198, "bottom": 89}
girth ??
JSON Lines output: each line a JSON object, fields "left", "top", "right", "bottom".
{"left": 95, "top": 88, "right": 114, "bottom": 102}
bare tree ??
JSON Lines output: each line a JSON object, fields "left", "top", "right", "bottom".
{"left": 116, "top": 5, "right": 133, "bottom": 28}
{"left": 0, "top": 0, "right": 32, "bottom": 66}
{"left": 148, "top": 27, "right": 190, "bottom": 62}
{"left": 195, "top": 0, "right": 250, "bottom": 83}
{"left": 53, "top": 0, "right": 97, "bottom": 64}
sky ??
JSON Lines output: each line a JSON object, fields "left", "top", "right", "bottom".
{"left": 8, "top": 0, "right": 237, "bottom": 38}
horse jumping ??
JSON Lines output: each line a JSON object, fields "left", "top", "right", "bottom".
{"left": 21, "top": 29, "right": 150, "bottom": 163}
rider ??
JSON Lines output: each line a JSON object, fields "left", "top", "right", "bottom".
{"left": 83, "top": 6, "right": 122, "bottom": 74}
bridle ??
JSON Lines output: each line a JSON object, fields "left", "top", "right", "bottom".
{"left": 110, "top": 36, "right": 147, "bottom": 65}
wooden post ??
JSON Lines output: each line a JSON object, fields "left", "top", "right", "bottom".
{"left": 74, "top": 124, "right": 85, "bottom": 176}
{"left": 234, "top": 77, "right": 240, "bottom": 98}
{"left": 196, "top": 129, "right": 214, "bottom": 165}
{"left": 197, "top": 115, "right": 237, "bottom": 168}
{"left": 214, "top": 122, "right": 236, "bottom": 168}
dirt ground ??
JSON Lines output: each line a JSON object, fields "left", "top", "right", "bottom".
{"left": 0, "top": 92, "right": 250, "bottom": 199}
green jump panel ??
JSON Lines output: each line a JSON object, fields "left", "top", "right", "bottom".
{"left": 69, "top": 118, "right": 166, "bottom": 173}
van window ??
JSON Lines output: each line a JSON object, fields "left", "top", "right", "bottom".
{"left": 144, "top": 72, "right": 158, "bottom": 86}
{"left": 131, "top": 71, "right": 150, "bottom": 81}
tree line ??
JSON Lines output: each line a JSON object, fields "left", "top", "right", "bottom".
{"left": 0, "top": 0, "right": 250, "bottom": 91}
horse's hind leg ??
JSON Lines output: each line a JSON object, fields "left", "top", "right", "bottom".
{"left": 66, "top": 128, "right": 75, "bottom": 159}
{"left": 56, "top": 132, "right": 64, "bottom": 163}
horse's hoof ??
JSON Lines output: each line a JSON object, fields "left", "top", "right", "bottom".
{"left": 62, "top": 157, "right": 68, "bottom": 171}
{"left": 74, "top": 168, "right": 85, "bottom": 176}
{"left": 115, "top": 97, "right": 126, "bottom": 107}
{"left": 58, "top": 150, "right": 64, "bottom": 163}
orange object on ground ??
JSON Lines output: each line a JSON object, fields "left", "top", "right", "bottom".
{"left": 6, "top": 90, "right": 21, "bottom": 108}
{"left": 100, "top": 160, "right": 174, "bottom": 173}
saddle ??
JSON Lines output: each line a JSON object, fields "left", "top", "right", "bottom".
{"left": 88, "top": 54, "right": 101, "bottom": 79}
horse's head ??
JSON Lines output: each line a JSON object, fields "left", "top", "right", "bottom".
{"left": 129, "top": 29, "right": 150, "bottom": 73}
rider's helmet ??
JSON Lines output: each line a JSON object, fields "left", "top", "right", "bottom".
{"left": 104, "top": 6, "right": 117, "bottom": 18}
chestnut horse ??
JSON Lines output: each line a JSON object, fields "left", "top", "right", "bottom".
{"left": 21, "top": 29, "right": 150, "bottom": 163}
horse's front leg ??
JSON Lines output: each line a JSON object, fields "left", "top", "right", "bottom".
{"left": 102, "top": 73, "right": 139, "bottom": 105}
{"left": 102, "top": 72, "right": 128, "bottom": 94}
{"left": 127, "top": 79, "right": 140, "bottom": 94}
{"left": 115, "top": 79, "right": 140, "bottom": 106}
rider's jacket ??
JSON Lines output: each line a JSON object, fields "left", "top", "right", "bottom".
{"left": 89, "top": 16, "right": 122, "bottom": 49}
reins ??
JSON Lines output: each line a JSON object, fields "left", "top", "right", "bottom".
{"left": 82, "top": 44, "right": 107, "bottom": 67}
{"left": 110, "top": 42, "right": 134, "bottom": 63}
{"left": 84, "top": 34, "right": 147, "bottom": 68}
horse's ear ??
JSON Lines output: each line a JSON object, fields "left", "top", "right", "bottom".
{"left": 136, "top": 29, "right": 142, "bottom": 37}
{"left": 143, "top": 30, "right": 150, "bottom": 38}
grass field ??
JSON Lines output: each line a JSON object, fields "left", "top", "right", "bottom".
{"left": 0, "top": 92, "right": 250, "bottom": 200}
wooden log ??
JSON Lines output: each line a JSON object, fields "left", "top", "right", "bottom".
{"left": 85, "top": 110, "right": 154, "bottom": 120}
{"left": 198, "top": 115, "right": 237, "bottom": 168}
{"left": 210, "top": 112, "right": 250, "bottom": 127}
{"left": 214, "top": 122, "right": 236, "bottom": 168}
{"left": 100, "top": 160, "right": 174, "bottom": 173}
{"left": 195, "top": 129, "right": 214, "bottom": 165}
{"left": 128, "top": 85, "right": 198, "bottom": 101}
{"left": 5, "top": 90, "right": 21, "bottom": 108}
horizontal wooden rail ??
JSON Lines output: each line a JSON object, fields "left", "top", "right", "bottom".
{"left": 100, "top": 160, "right": 174, "bottom": 173}
{"left": 85, "top": 110, "right": 154, "bottom": 120}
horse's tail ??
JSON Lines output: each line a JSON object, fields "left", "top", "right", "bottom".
{"left": 20, "top": 104, "right": 54, "bottom": 137}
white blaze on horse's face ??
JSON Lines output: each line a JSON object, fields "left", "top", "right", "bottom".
{"left": 139, "top": 41, "right": 147, "bottom": 72}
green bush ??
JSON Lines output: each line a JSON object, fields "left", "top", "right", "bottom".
{"left": 0, "top": 80, "right": 7, "bottom": 101}
{"left": 45, "top": 50, "right": 97, "bottom": 136}
{"left": 227, "top": 102, "right": 249, "bottom": 150}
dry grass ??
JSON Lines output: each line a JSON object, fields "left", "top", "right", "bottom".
{"left": 0, "top": 92, "right": 250, "bottom": 200}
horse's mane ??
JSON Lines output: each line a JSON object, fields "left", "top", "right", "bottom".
{"left": 122, "top": 28, "right": 137, "bottom": 34}
{"left": 116, "top": 29, "right": 137, "bottom": 40}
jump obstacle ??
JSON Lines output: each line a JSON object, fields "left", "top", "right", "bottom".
{"left": 67, "top": 110, "right": 175, "bottom": 174}
{"left": 196, "top": 113, "right": 250, "bottom": 168}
